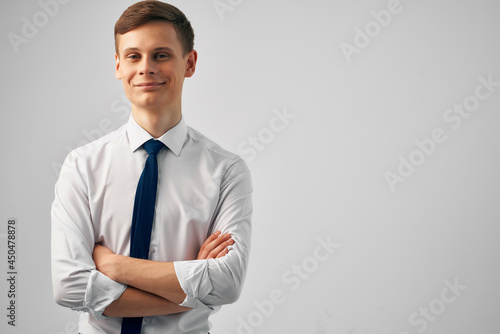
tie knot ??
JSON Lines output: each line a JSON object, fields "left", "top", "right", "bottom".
{"left": 143, "top": 139, "right": 165, "bottom": 155}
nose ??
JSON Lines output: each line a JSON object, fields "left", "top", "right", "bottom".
{"left": 138, "top": 57, "right": 158, "bottom": 75}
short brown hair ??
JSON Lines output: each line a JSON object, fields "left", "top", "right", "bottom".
{"left": 114, "top": 0, "right": 194, "bottom": 56}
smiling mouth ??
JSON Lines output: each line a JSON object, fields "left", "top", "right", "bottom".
{"left": 135, "top": 82, "right": 166, "bottom": 89}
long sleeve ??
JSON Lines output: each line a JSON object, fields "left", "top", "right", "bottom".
{"left": 51, "top": 150, "right": 126, "bottom": 319}
{"left": 174, "top": 156, "right": 252, "bottom": 309}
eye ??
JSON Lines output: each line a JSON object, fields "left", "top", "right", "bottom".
{"left": 156, "top": 53, "right": 170, "bottom": 60}
{"left": 127, "top": 54, "right": 139, "bottom": 60}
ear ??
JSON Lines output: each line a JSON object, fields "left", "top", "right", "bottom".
{"left": 115, "top": 53, "right": 122, "bottom": 80}
{"left": 184, "top": 50, "right": 198, "bottom": 78}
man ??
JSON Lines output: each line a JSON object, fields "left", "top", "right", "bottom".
{"left": 51, "top": 1, "right": 252, "bottom": 333}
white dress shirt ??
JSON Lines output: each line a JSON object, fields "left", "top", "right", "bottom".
{"left": 51, "top": 114, "right": 252, "bottom": 334}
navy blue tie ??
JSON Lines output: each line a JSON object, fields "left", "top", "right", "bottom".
{"left": 121, "top": 139, "right": 165, "bottom": 334}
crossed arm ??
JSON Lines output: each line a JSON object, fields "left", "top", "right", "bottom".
{"left": 52, "top": 152, "right": 252, "bottom": 320}
{"left": 93, "top": 231, "right": 234, "bottom": 317}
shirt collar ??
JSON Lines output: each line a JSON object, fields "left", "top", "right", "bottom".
{"left": 126, "top": 113, "right": 187, "bottom": 156}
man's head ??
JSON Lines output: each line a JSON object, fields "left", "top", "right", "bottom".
{"left": 114, "top": 0, "right": 194, "bottom": 57}
{"left": 114, "top": 1, "right": 197, "bottom": 116}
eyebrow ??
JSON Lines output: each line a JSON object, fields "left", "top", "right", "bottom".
{"left": 122, "top": 47, "right": 175, "bottom": 53}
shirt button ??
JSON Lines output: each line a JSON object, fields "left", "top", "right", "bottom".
{"left": 144, "top": 317, "right": 151, "bottom": 323}
{"left": 149, "top": 248, "right": 155, "bottom": 254}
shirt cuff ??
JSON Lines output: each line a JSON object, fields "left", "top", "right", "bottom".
{"left": 72, "top": 270, "right": 127, "bottom": 320}
{"left": 174, "top": 260, "right": 214, "bottom": 310}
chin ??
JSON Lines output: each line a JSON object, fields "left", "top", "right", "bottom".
{"left": 135, "top": 94, "right": 162, "bottom": 104}
{"left": 136, "top": 99, "right": 170, "bottom": 110}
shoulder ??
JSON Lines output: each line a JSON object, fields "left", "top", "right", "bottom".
{"left": 63, "top": 124, "right": 128, "bottom": 171}
{"left": 186, "top": 126, "right": 250, "bottom": 176}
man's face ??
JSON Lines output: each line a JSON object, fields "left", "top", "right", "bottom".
{"left": 115, "top": 21, "right": 196, "bottom": 113}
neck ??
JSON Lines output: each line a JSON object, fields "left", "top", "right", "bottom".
{"left": 131, "top": 106, "right": 182, "bottom": 138}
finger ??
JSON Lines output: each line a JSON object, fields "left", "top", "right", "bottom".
{"left": 205, "top": 234, "right": 231, "bottom": 256}
{"left": 202, "top": 231, "right": 221, "bottom": 247}
{"left": 211, "top": 238, "right": 234, "bottom": 258}
{"left": 199, "top": 231, "right": 222, "bottom": 251}
{"left": 208, "top": 238, "right": 235, "bottom": 259}
{"left": 209, "top": 233, "right": 231, "bottom": 246}
{"left": 198, "top": 233, "right": 233, "bottom": 259}
{"left": 198, "top": 231, "right": 224, "bottom": 259}
{"left": 216, "top": 248, "right": 228, "bottom": 259}
{"left": 202, "top": 233, "right": 230, "bottom": 252}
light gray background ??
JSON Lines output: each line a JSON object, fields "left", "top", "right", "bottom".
{"left": 1, "top": 0, "right": 499, "bottom": 333}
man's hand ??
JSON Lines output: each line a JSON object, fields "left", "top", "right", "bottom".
{"left": 93, "top": 231, "right": 233, "bottom": 278}
{"left": 93, "top": 244, "right": 120, "bottom": 281}
{"left": 197, "top": 231, "right": 234, "bottom": 260}
{"left": 93, "top": 231, "right": 235, "bottom": 316}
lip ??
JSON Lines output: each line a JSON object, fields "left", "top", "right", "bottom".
{"left": 134, "top": 82, "right": 166, "bottom": 90}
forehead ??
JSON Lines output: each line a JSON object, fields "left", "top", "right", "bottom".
{"left": 117, "top": 21, "right": 182, "bottom": 54}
